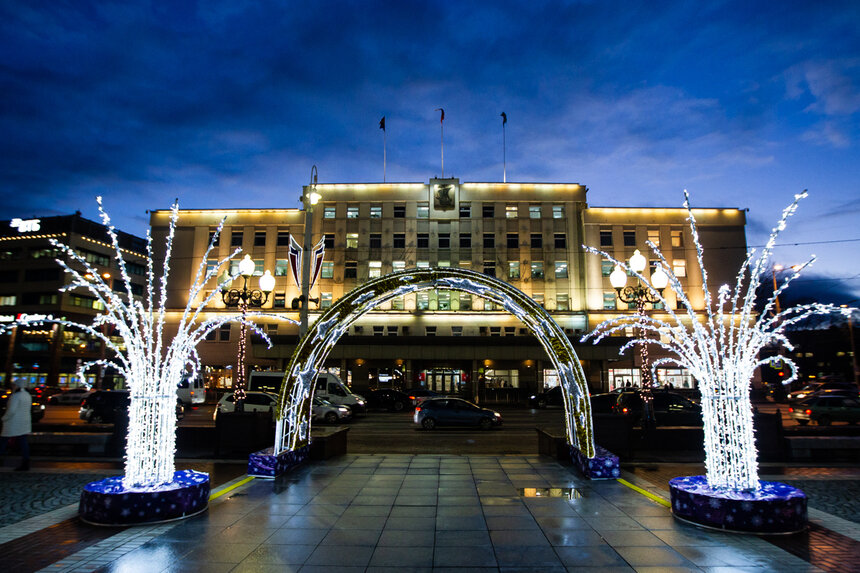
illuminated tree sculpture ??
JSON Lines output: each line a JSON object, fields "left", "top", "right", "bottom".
{"left": 584, "top": 190, "right": 852, "bottom": 492}
{"left": 6, "top": 198, "right": 291, "bottom": 489}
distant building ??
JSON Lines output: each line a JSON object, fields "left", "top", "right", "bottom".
{"left": 0, "top": 213, "right": 147, "bottom": 388}
{"left": 152, "top": 178, "right": 747, "bottom": 401}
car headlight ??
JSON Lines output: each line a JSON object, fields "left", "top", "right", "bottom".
{"left": 357, "top": 400, "right": 366, "bottom": 406}
{"left": 494, "top": 412, "right": 501, "bottom": 418}
{"left": 529, "top": 395, "right": 536, "bottom": 400}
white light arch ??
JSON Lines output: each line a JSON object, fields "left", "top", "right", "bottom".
{"left": 274, "top": 267, "right": 595, "bottom": 457}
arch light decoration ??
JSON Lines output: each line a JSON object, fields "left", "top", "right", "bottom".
{"left": 274, "top": 267, "right": 595, "bottom": 457}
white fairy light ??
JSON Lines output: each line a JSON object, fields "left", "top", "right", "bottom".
{"left": 3, "top": 198, "right": 295, "bottom": 490}
{"left": 583, "top": 190, "right": 855, "bottom": 492}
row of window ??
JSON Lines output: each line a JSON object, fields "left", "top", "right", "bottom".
{"left": 0, "top": 246, "right": 146, "bottom": 275}
{"left": 599, "top": 229, "right": 683, "bottom": 248}
{"left": 322, "top": 203, "right": 567, "bottom": 220}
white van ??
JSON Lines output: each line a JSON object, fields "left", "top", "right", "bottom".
{"left": 177, "top": 373, "right": 206, "bottom": 405}
{"left": 248, "top": 370, "right": 366, "bottom": 415}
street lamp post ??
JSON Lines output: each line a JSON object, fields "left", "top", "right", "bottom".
{"left": 610, "top": 249, "right": 669, "bottom": 388}
{"left": 219, "top": 254, "right": 275, "bottom": 412}
{"left": 841, "top": 304, "right": 859, "bottom": 385}
{"left": 298, "top": 166, "right": 322, "bottom": 339}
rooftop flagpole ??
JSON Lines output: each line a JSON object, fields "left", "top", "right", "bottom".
{"left": 501, "top": 112, "right": 507, "bottom": 183}
{"left": 436, "top": 108, "right": 445, "bottom": 177}
{"left": 379, "top": 116, "right": 386, "bottom": 183}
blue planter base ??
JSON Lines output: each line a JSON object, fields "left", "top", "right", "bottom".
{"left": 248, "top": 445, "right": 310, "bottom": 478}
{"left": 669, "top": 475, "right": 807, "bottom": 534}
{"left": 79, "top": 470, "right": 210, "bottom": 526}
{"left": 570, "top": 445, "right": 620, "bottom": 479}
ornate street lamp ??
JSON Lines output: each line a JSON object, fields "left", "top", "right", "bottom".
{"left": 298, "top": 165, "right": 322, "bottom": 338}
{"left": 219, "top": 255, "right": 275, "bottom": 412}
{"left": 609, "top": 249, "right": 669, "bottom": 388}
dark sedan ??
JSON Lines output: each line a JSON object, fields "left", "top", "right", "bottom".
{"left": 413, "top": 397, "right": 502, "bottom": 430}
{"left": 365, "top": 389, "right": 412, "bottom": 412}
{"left": 614, "top": 390, "right": 703, "bottom": 427}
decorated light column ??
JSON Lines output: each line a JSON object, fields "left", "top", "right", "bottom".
{"left": 299, "top": 165, "right": 322, "bottom": 338}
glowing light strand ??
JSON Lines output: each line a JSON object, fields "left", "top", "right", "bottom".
{"left": 2, "top": 199, "right": 296, "bottom": 490}
{"left": 583, "top": 190, "right": 855, "bottom": 492}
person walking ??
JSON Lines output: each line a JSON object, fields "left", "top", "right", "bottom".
{"left": 1, "top": 379, "right": 32, "bottom": 471}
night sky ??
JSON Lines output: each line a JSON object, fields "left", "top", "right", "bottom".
{"left": 1, "top": 1, "right": 858, "bottom": 300}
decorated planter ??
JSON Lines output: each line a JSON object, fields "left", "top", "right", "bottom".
{"left": 669, "top": 475, "right": 807, "bottom": 534}
{"left": 248, "top": 445, "right": 310, "bottom": 478}
{"left": 570, "top": 444, "right": 620, "bottom": 480}
{"left": 79, "top": 470, "right": 210, "bottom": 526}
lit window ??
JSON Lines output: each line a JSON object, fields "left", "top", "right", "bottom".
{"left": 555, "top": 261, "right": 568, "bottom": 279}
{"left": 347, "top": 206, "right": 359, "bottom": 218}
{"left": 484, "top": 299, "right": 495, "bottom": 311}
{"left": 508, "top": 261, "right": 520, "bottom": 279}
{"left": 671, "top": 230, "right": 683, "bottom": 247}
{"left": 0, "top": 295, "right": 17, "bottom": 306}
{"left": 391, "top": 296, "right": 404, "bottom": 310}
{"left": 647, "top": 229, "right": 660, "bottom": 247}
{"left": 417, "top": 260, "right": 430, "bottom": 268}
{"left": 392, "top": 261, "right": 406, "bottom": 272}
{"left": 320, "top": 293, "right": 332, "bottom": 309}
{"left": 601, "top": 260, "right": 613, "bottom": 277}
{"left": 370, "top": 205, "right": 382, "bottom": 218}
{"left": 506, "top": 205, "right": 518, "bottom": 219}
{"left": 368, "top": 261, "right": 382, "bottom": 278}
{"left": 458, "top": 260, "right": 470, "bottom": 269}
{"left": 552, "top": 205, "right": 564, "bottom": 219}
{"left": 417, "top": 292, "right": 429, "bottom": 310}
{"left": 275, "top": 259, "right": 290, "bottom": 276}
{"left": 673, "top": 259, "right": 686, "bottom": 277}
{"left": 417, "top": 202, "right": 429, "bottom": 218}
{"left": 459, "top": 293, "right": 472, "bottom": 310}
{"left": 346, "top": 233, "right": 358, "bottom": 248}
{"left": 438, "top": 291, "right": 451, "bottom": 310}
{"left": 321, "top": 261, "right": 334, "bottom": 278}
{"left": 323, "top": 206, "right": 336, "bottom": 219}
{"left": 253, "top": 259, "right": 264, "bottom": 275}
{"left": 603, "top": 292, "right": 617, "bottom": 310}
{"left": 531, "top": 261, "right": 544, "bottom": 279}
{"left": 206, "top": 259, "right": 218, "bottom": 275}
{"left": 529, "top": 205, "right": 541, "bottom": 219}
{"left": 557, "top": 294, "right": 569, "bottom": 311}
{"left": 438, "top": 260, "right": 450, "bottom": 267}
{"left": 533, "top": 293, "right": 544, "bottom": 307}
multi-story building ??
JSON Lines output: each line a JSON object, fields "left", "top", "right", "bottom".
{"left": 151, "top": 178, "right": 747, "bottom": 401}
{"left": 0, "top": 213, "right": 148, "bottom": 388}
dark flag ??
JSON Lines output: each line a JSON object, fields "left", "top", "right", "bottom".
{"left": 379, "top": 116, "right": 385, "bottom": 131}
{"left": 501, "top": 111, "right": 507, "bottom": 125}
{"left": 436, "top": 108, "right": 445, "bottom": 123}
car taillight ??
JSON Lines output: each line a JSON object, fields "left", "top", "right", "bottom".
{"left": 415, "top": 407, "right": 421, "bottom": 413}
{"left": 788, "top": 407, "right": 794, "bottom": 413}
{"left": 409, "top": 396, "right": 415, "bottom": 400}
{"left": 621, "top": 407, "right": 629, "bottom": 414}
{"left": 805, "top": 409, "right": 812, "bottom": 415}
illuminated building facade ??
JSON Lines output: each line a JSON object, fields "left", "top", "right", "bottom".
{"left": 152, "top": 179, "right": 747, "bottom": 400}
{"left": 0, "top": 214, "right": 147, "bottom": 388}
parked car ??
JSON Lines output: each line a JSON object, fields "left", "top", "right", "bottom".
{"left": 413, "top": 397, "right": 502, "bottom": 430}
{"left": 788, "top": 381, "right": 859, "bottom": 403}
{"left": 0, "top": 389, "right": 46, "bottom": 423}
{"left": 215, "top": 391, "right": 279, "bottom": 420}
{"left": 366, "top": 389, "right": 412, "bottom": 412}
{"left": 32, "top": 385, "right": 64, "bottom": 402}
{"left": 80, "top": 390, "right": 183, "bottom": 423}
{"left": 529, "top": 386, "right": 564, "bottom": 408}
{"left": 50, "top": 387, "right": 93, "bottom": 405}
{"left": 590, "top": 392, "right": 621, "bottom": 414}
{"left": 312, "top": 396, "right": 352, "bottom": 423}
{"left": 788, "top": 395, "right": 860, "bottom": 426}
{"left": 405, "top": 388, "right": 441, "bottom": 406}
{"left": 613, "top": 390, "right": 703, "bottom": 427}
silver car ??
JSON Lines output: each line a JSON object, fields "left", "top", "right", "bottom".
{"left": 312, "top": 396, "right": 352, "bottom": 424}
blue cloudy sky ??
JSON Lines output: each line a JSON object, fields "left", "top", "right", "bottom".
{"left": 1, "top": 1, "right": 858, "bottom": 299}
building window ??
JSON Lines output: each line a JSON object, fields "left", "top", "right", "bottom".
{"left": 392, "top": 261, "right": 406, "bottom": 272}
{"left": 489, "top": 326, "right": 501, "bottom": 336}
{"left": 344, "top": 261, "right": 357, "bottom": 279}
{"left": 387, "top": 326, "right": 398, "bottom": 336}
{"left": 647, "top": 229, "right": 660, "bottom": 247}
{"left": 623, "top": 230, "right": 636, "bottom": 246}
{"left": 275, "top": 259, "right": 289, "bottom": 276}
{"left": 321, "top": 261, "right": 334, "bottom": 278}
{"left": 603, "top": 292, "right": 617, "bottom": 310}
{"left": 317, "top": 292, "right": 331, "bottom": 309}
{"left": 425, "top": 326, "right": 437, "bottom": 336}
{"left": 370, "top": 233, "right": 382, "bottom": 249}
{"left": 438, "top": 260, "right": 450, "bottom": 267}
{"left": 323, "top": 233, "right": 334, "bottom": 248}
{"left": 484, "top": 299, "right": 495, "bottom": 311}
{"left": 208, "top": 229, "right": 220, "bottom": 247}
{"left": 460, "top": 203, "right": 471, "bottom": 218}
{"left": 393, "top": 233, "right": 405, "bottom": 248}
{"left": 417, "top": 292, "right": 429, "bottom": 310}
{"left": 346, "top": 233, "right": 358, "bottom": 248}
{"left": 254, "top": 231, "right": 266, "bottom": 247}
{"left": 347, "top": 205, "right": 359, "bottom": 218}
{"left": 460, "top": 234, "right": 472, "bottom": 248}
{"left": 231, "top": 232, "right": 243, "bottom": 247}
{"left": 555, "top": 261, "right": 568, "bottom": 279}
{"left": 417, "top": 202, "right": 429, "bottom": 218}
{"left": 253, "top": 259, "right": 264, "bottom": 275}
{"left": 673, "top": 259, "right": 687, "bottom": 277}
{"left": 557, "top": 294, "right": 570, "bottom": 311}
{"left": 373, "top": 325, "right": 384, "bottom": 336}
{"left": 533, "top": 293, "right": 544, "bottom": 307}
{"left": 206, "top": 259, "right": 218, "bottom": 275}
{"left": 273, "top": 293, "right": 285, "bottom": 309}
{"left": 458, "top": 260, "right": 470, "bottom": 269}
{"left": 370, "top": 205, "right": 382, "bottom": 218}
{"left": 368, "top": 261, "right": 382, "bottom": 278}
{"left": 219, "top": 324, "right": 231, "bottom": 341}
{"left": 507, "top": 233, "right": 518, "bottom": 249}
{"left": 417, "top": 260, "right": 430, "bottom": 268}
{"left": 393, "top": 204, "right": 406, "bottom": 218}
{"left": 391, "top": 296, "right": 404, "bottom": 310}
{"left": 482, "top": 204, "right": 494, "bottom": 218}
{"left": 417, "top": 233, "right": 429, "bottom": 248}
{"left": 0, "top": 295, "right": 17, "bottom": 306}
{"left": 274, "top": 231, "right": 288, "bottom": 247}
{"left": 599, "top": 229, "right": 612, "bottom": 247}
{"left": 554, "top": 233, "right": 566, "bottom": 249}
{"left": 459, "top": 293, "right": 472, "bottom": 310}
{"left": 529, "top": 205, "right": 541, "bottom": 219}
{"left": 323, "top": 206, "right": 336, "bottom": 219}
{"left": 601, "top": 259, "right": 613, "bottom": 277}
{"left": 553, "top": 205, "right": 564, "bottom": 219}
{"left": 438, "top": 291, "right": 451, "bottom": 310}
{"left": 452, "top": 326, "right": 463, "bottom": 337}
{"left": 438, "top": 233, "right": 450, "bottom": 248}
{"left": 506, "top": 205, "right": 518, "bottom": 219}
{"left": 508, "top": 261, "right": 520, "bottom": 279}
{"left": 530, "top": 233, "right": 542, "bottom": 248}
{"left": 70, "top": 295, "right": 105, "bottom": 310}
{"left": 531, "top": 261, "right": 544, "bottom": 279}
{"left": 483, "top": 261, "right": 496, "bottom": 277}
{"left": 483, "top": 233, "right": 495, "bottom": 248}
{"left": 671, "top": 230, "right": 683, "bottom": 247}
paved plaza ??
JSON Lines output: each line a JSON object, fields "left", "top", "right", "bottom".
{"left": 1, "top": 455, "right": 859, "bottom": 572}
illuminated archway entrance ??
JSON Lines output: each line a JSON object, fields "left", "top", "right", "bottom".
{"left": 274, "top": 268, "right": 595, "bottom": 458}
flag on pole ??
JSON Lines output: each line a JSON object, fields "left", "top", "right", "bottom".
{"left": 379, "top": 116, "right": 385, "bottom": 131}
{"left": 436, "top": 108, "right": 445, "bottom": 122}
{"left": 501, "top": 111, "right": 507, "bottom": 125}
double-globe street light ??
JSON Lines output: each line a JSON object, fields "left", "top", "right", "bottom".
{"left": 609, "top": 249, "right": 669, "bottom": 388}
{"left": 219, "top": 254, "right": 275, "bottom": 412}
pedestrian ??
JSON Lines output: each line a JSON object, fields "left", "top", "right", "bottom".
{"left": 1, "top": 379, "right": 32, "bottom": 471}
